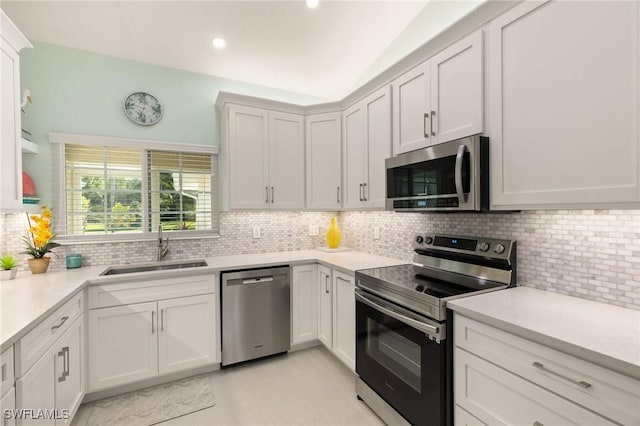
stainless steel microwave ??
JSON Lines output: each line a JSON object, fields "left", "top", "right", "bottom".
{"left": 385, "top": 136, "right": 489, "bottom": 212}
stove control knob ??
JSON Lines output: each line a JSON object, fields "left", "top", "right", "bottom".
{"left": 424, "top": 236, "right": 433, "bottom": 245}
{"left": 494, "top": 244, "right": 506, "bottom": 254}
{"left": 477, "top": 242, "right": 490, "bottom": 252}
{"left": 415, "top": 236, "right": 424, "bottom": 244}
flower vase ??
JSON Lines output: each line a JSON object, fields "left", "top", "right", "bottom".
{"left": 325, "top": 217, "right": 342, "bottom": 249}
{"left": 28, "top": 257, "right": 50, "bottom": 274}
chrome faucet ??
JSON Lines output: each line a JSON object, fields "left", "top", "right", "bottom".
{"left": 157, "top": 225, "right": 169, "bottom": 261}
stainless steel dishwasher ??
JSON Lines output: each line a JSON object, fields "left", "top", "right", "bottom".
{"left": 221, "top": 266, "right": 290, "bottom": 366}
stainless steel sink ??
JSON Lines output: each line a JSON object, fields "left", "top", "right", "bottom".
{"left": 100, "top": 260, "right": 208, "bottom": 276}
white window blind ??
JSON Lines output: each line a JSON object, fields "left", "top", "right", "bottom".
{"left": 54, "top": 138, "right": 219, "bottom": 238}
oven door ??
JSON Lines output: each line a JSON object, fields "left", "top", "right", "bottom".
{"left": 355, "top": 290, "right": 448, "bottom": 426}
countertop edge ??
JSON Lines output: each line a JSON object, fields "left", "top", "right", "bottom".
{"left": 1, "top": 250, "right": 406, "bottom": 351}
{"left": 448, "top": 303, "right": 640, "bottom": 381}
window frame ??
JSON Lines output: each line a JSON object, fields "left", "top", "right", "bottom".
{"left": 50, "top": 132, "right": 220, "bottom": 243}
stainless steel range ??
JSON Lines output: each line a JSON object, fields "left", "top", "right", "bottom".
{"left": 355, "top": 234, "right": 516, "bottom": 426}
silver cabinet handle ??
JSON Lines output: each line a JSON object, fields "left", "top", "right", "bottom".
{"left": 454, "top": 144, "right": 466, "bottom": 206}
{"left": 430, "top": 110, "right": 436, "bottom": 136}
{"left": 325, "top": 275, "right": 329, "bottom": 294}
{"left": 57, "top": 348, "right": 66, "bottom": 382}
{"left": 532, "top": 361, "right": 592, "bottom": 389}
{"left": 363, "top": 182, "right": 368, "bottom": 201}
{"left": 64, "top": 346, "right": 70, "bottom": 378}
{"left": 423, "top": 112, "right": 429, "bottom": 138}
{"left": 1, "top": 363, "right": 5, "bottom": 382}
{"left": 161, "top": 309, "right": 164, "bottom": 331}
{"left": 265, "top": 186, "right": 269, "bottom": 203}
{"left": 336, "top": 276, "right": 350, "bottom": 284}
{"left": 337, "top": 186, "right": 340, "bottom": 204}
{"left": 271, "top": 186, "right": 274, "bottom": 204}
{"left": 151, "top": 311, "right": 155, "bottom": 334}
{"left": 51, "top": 316, "right": 69, "bottom": 331}
{"left": 359, "top": 183, "right": 363, "bottom": 201}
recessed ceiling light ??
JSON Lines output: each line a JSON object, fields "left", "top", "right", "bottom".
{"left": 212, "top": 38, "right": 226, "bottom": 49}
{"left": 306, "top": 0, "right": 319, "bottom": 9}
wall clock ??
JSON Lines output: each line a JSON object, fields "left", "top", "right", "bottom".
{"left": 124, "top": 92, "right": 163, "bottom": 126}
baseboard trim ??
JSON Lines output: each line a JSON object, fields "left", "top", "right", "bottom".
{"left": 290, "top": 339, "right": 321, "bottom": 352}
{"left": 83, "top": 363, "right": 220, "bottom": 403}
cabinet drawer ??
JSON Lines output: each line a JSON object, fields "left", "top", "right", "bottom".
{"left": 455, "top": 315, "right": 640, "bottom": 425}
{"left": 1, "top": 346, "right": 14, "bottom": 396}
{"left": 455, "top": 349, "right": 617, "bottom": 425}
{"left": 88, "top": 274, "right": 215, "bottom": 309}
{"left": 16, "top": 292, "right": 83, "bottom": 377}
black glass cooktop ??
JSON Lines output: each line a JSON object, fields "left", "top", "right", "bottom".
{"left": 357, "top": 264, "right": 494, "bottom": 299}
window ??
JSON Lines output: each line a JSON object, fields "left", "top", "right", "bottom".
{"left": 51, "top": 133, "right": 218, "bottom": 238}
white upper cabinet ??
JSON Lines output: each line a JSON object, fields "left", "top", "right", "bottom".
{"left": 393, "top": 30, "right": 483, "bottom": 155}
{"left": 343, "top": 85, "right": 392, "bottom": 210}
{"left": 305, "top": 112, "right": 342, "bottom": 210}
{"left": 0, "top": 11, "right": 32, "bottom": 212}
{"left": 225, "top": 104, "right": 304, "bottom": 210}
{"left": 489, "top": 0, "right": 640, "bottom": 209}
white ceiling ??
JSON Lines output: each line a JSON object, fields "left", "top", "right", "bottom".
{"left": 2, "top": 1, "right": 432, "bottom": 100}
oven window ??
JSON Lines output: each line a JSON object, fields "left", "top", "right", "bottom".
{"left": 366, "top": 318, "right": 421, "bottom": 392}
{"left": 387, "top": 152, "right": 470, "bottom": 198}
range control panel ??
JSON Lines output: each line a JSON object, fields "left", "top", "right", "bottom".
{"left": 413, "top": 234, "right": 514, "bottom": 259}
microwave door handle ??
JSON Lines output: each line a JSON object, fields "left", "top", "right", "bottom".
{"left": 355, "top": 291, "right": 441, "bottom": 338}
{"left": 454, "top": 144, "right": 466, "bottom": 205}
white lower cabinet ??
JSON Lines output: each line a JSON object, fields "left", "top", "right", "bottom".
{"left": 16, "top": 315, "right": 83, "bottom": 426}
{"left": 332, "top": 271, "right": 355, "bottom": 372}
{"left": 454, "top": 314, "right": 639, "bottom": 426}
{"left": 89, "top": 292, "right": 217, "bottom": 392}
{"left": 291, "top": 265, "right": 318, "bottom": 345}
{"left": 317, "top": 265, "right": 333, "bottom": 349}
{"left": 158, "top": 294, "right": 216, "bottom": 375}
{"left": 1, "top": 387, "right": 16, "bottom": 426}
{"left": 316, "top": 265, "right": 356, "bottom": 372}
{"left": 89, "top": 302, "right": 158, "bottom": 390}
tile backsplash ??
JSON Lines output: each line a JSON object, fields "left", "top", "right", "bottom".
{"left": 2, "top": 209, "right": 639, "bottom": 311}
{"left": 339, "top": 210, "right": 640, "bottom": 310}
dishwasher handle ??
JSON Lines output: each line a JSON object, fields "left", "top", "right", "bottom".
{"left": 242, "top": 276, "right": 274, "bottom": 285}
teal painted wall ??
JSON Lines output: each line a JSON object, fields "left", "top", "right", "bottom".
{"left": 20, "top": 42, "right": 325, "bottom": 205}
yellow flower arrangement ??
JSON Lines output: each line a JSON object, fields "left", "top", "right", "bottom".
{"left": 23, "top": 206, "right": 61, "bottom": 259}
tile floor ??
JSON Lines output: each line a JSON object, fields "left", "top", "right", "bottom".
{"left": 73, "top": 346, "right": 384, "bottom": 426}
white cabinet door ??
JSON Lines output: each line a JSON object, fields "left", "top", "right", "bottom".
{"left": 342, "top": 102, "right": 366, "bottom": 209}
{"left": 489, "top": 0, "right": 640, "bottom": 209}
{"left": 392, "top": 62, "right": 430, "bottom": 155}
{"left": 157, "top": 294, "right": 217, "bottom": 375}
{"left": 268, "top": 111, "right": 305, "bottom": 210}
{"left": 332, "top": 271, "right": 355, "bottom": 372}
{"left": 430, "top": 30, "right": 483, "bottom": 145}
{"left": 88, "top": 302, "right": 158, "bottom": 391}
{"left": 1, "top": 387, "right": 16, "bottom": 426}
{"left": 363, "top": 86, "right": 391, "bottom": 209}
{"left": 0, "top": 36, "right": 23, "bottom": 212}
{"left": 455, "top": 349, "right": 617, "bottom": 425}
{"left": 54, "top": 317, "right": 83, "bottom": 425}
{"left": 291, "top": 265, "right": 318, "bottom": 345}
{"left": 16, "top": 352, "right": 55, "bottom": 426}
{"left": 228, "top": 105, "right": 269, "bottom": 209}
{"left": 306, "top": 113, "right": 342, "bottom": 210}
{"left": 317, "top": 265, "right": 333, "bottom": 349}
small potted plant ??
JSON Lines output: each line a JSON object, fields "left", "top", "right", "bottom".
{"left": 23, "top": 206, "right": 61, "bottom": 274}
{"left": 0, "top": 253, "right": 20, "bottom": 280}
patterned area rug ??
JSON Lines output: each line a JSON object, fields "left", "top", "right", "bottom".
{"left": 84, "top": 373, "right": 215, "bottom": 426}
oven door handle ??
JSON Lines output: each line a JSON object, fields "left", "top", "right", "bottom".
{"left": 355, "top": 291, "right": 442, "bottom": 339}
{"left": 454, "top": 144, "right": 466, "bottom": 205}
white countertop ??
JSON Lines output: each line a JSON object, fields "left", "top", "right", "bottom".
{"left": 0, "top": 249, "right": 407, "bottom": 351}
{"left": 448, "top": 286, "right": 640, "bottom": 380}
